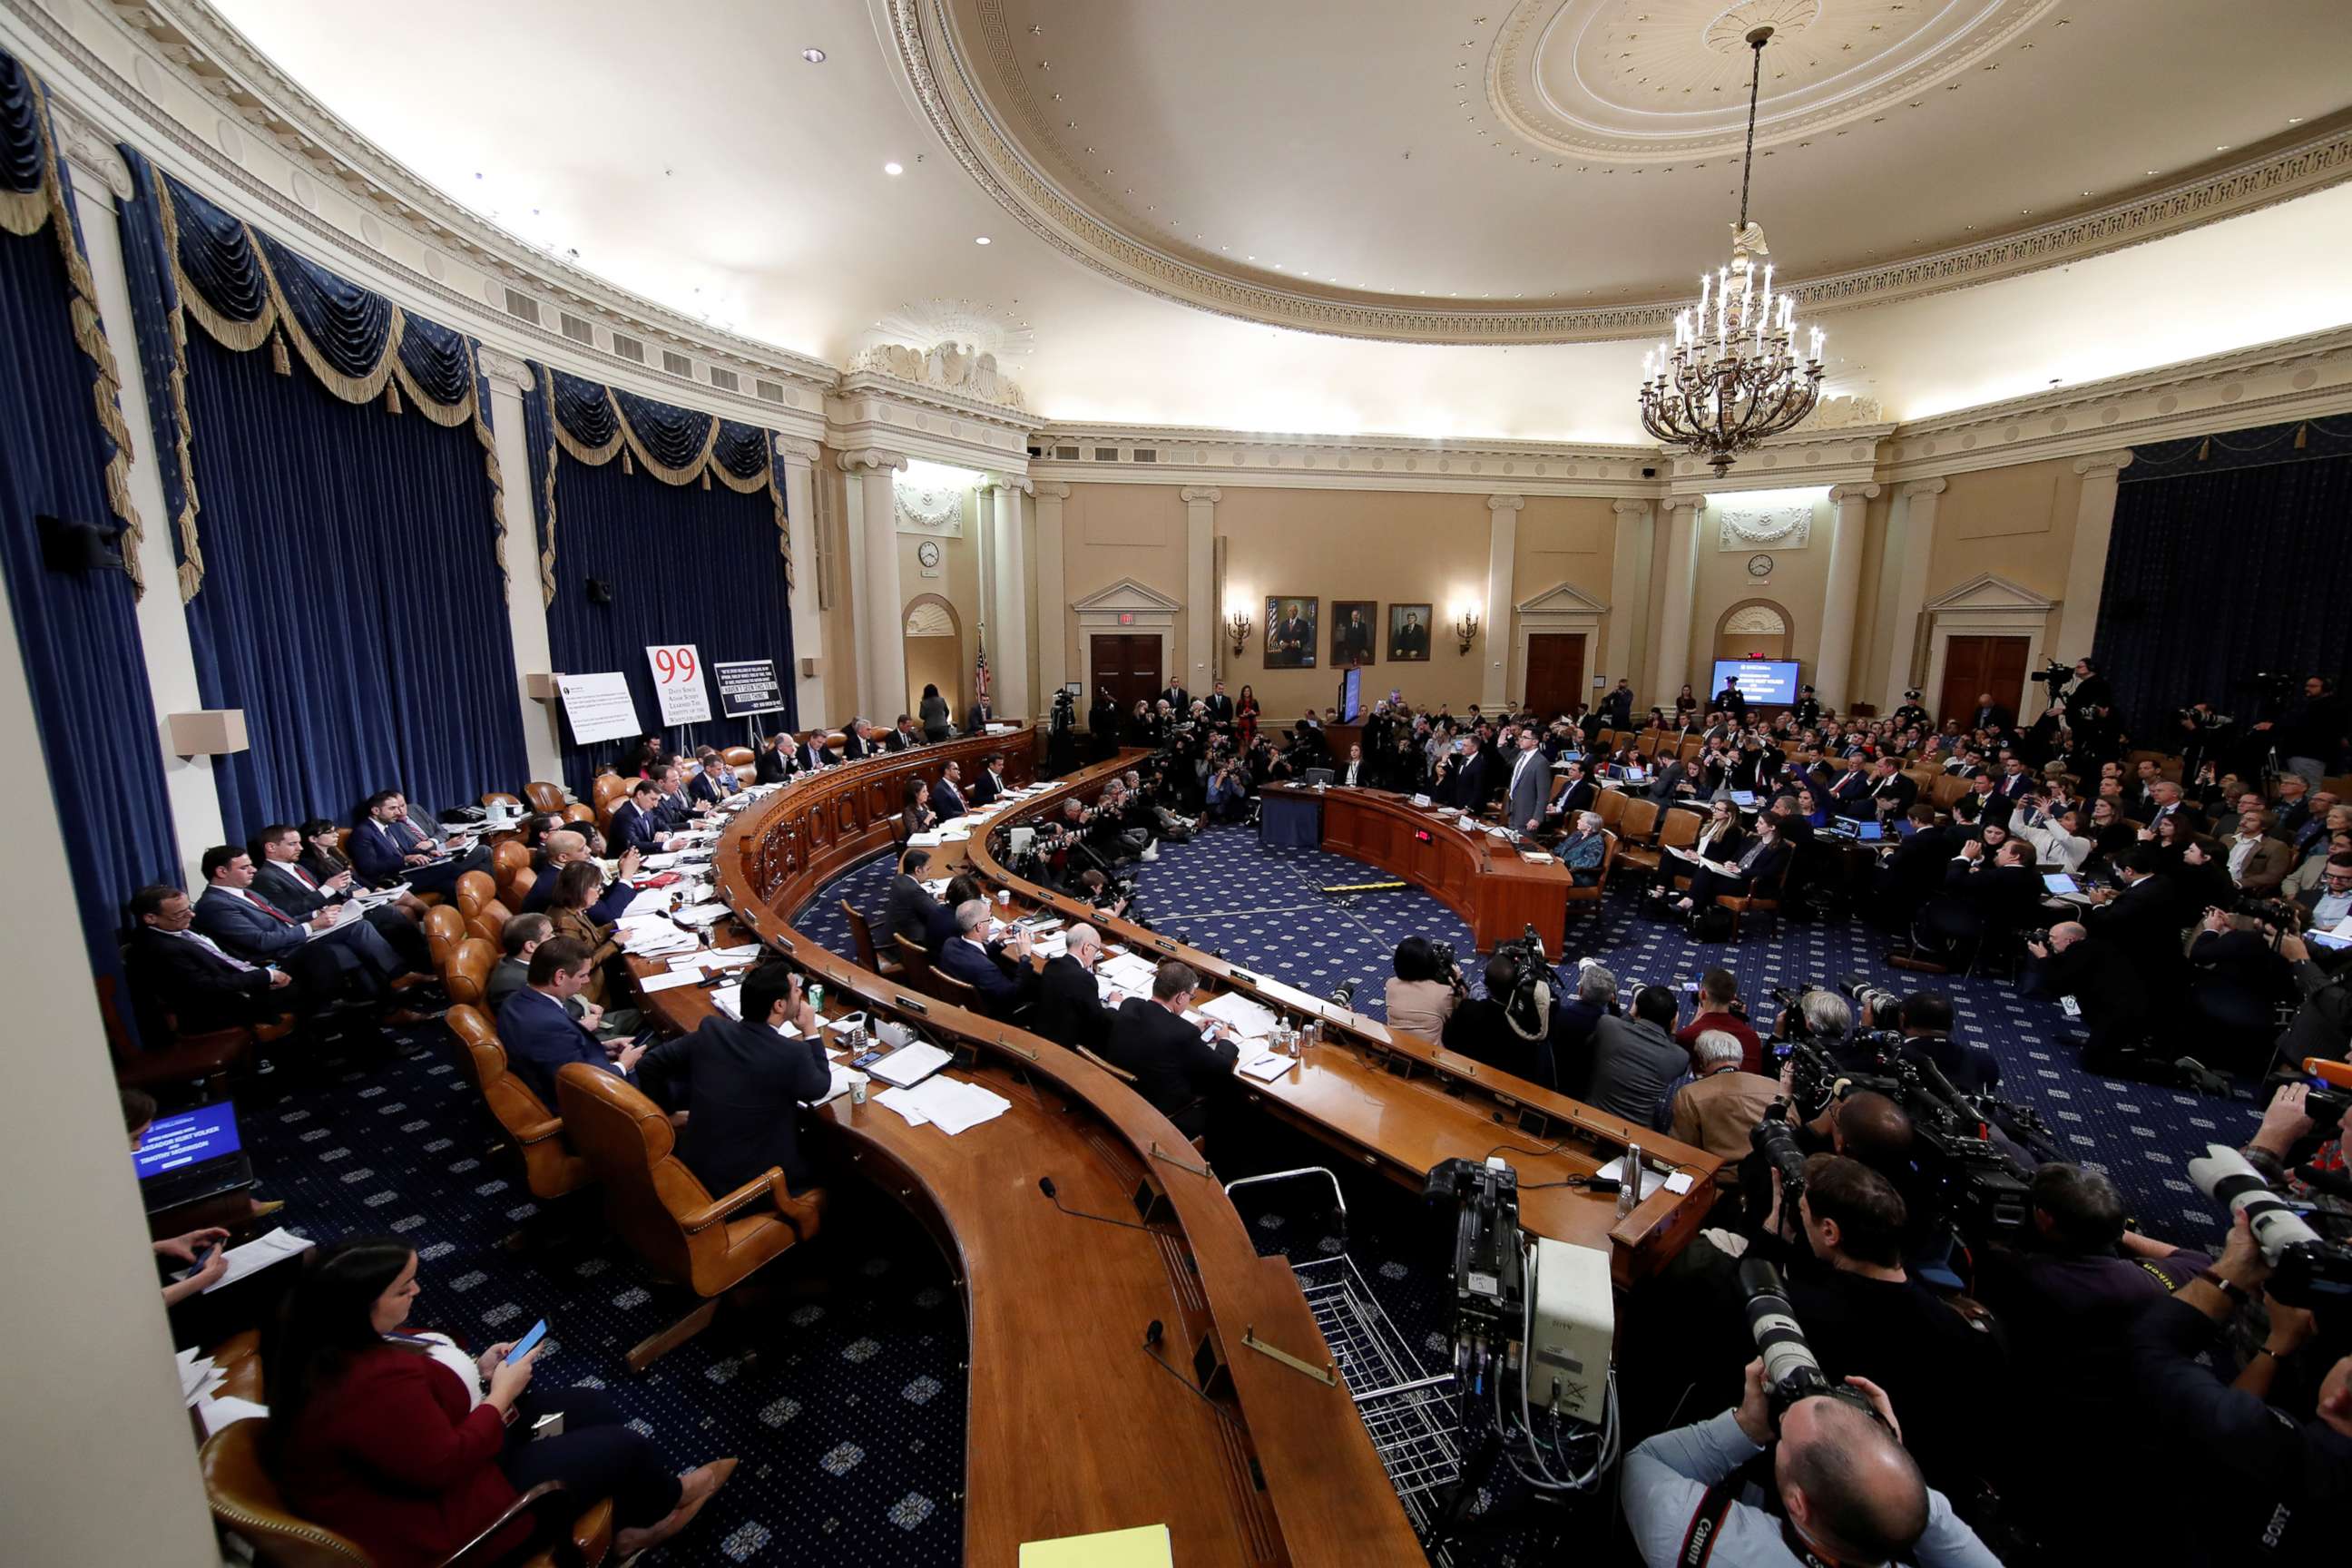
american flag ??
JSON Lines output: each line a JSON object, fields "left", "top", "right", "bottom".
{"left": 974, "top": 637, "right": 991, "bottom": 706}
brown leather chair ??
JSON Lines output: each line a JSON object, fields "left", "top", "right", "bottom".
{"left": 455, "top": 870, "right": 513, "bottom": 946}
{"left": 888, "top": 933, "right": 935, "bottom": 996}
{"left": 506, "top": 866, "right": 538, "bottom": 911}
{"left": 562, "top": 803, "right": 595, "bottom": 827}
{"left": 1615, "top": 802, "right": 1693, "bottom": 878}
{"left": 524, "top": 781, "right": 568, "bottom": 814}
{"left": 840, "top": 899, "right": 901, "bottom": 980}
{"left": 481, "top": 791, "right": 524, "bottom": 812}
{"left": 1930, "top": 773, "right": 1972, "bottom": 812}
{"left": 444, "top": 938, "right": 497, "bottom": 1009}
{"left": 1563, "top": 830, "right": 1617, "bottom": 928}
{"left": 928, "top": 967, "right": 982, "bottom": 1014}
{"left": 555, "top": 1064, "right": 823, "bottom": 1370}
{"left": 720, "top": 746, "right": 756, "bottom": 787}
{"left": 99, "top": 975, "right": 268, "bottom": 1096}
{"left": 199, "top": 1417, "right": 612, "bottom": 1568}
{"left": 423, "top": 905, "right": 467, "bottom": 970}
{"left": 492, "top": 840, "right": 533, "bottom": 898}
{"left": 1593, "top": 789, "right": 1630, "bottom": 833}
{"left": 446, "top": 1004, "right": 592, "bottom": 1203}
{"left": 1716, "top": 848, "right": 1795, "bottom": 938}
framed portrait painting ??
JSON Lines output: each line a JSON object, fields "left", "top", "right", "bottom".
{"left": 1330, "top": 601, "right": 1377, "bottom": 667}
{"left": 1388, "top": 603, "right": 1433, "bottom": 662}
{"left": 1265, "top": 595, "right": 1318, "bottom": 668}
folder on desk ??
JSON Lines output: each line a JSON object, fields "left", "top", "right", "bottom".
{"left": 1020, "top": 1524, "right": 1172, "bottom": 1567}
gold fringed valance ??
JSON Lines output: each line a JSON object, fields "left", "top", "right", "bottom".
{"left": 8, "top": 72, "right": 148, "bottom": 595}
{"left": 155, "top": 178, "right": 509, "bottom": 604}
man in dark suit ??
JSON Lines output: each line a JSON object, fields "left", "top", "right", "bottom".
{"left": 1546, "top": 759, "right": 1598, "bottom": 828}
{"left": 1503, "top": 729, "right": 1547, "bottom": 834}
{"left": 348, "top": 789, "right": 487, "bottom": 894}
{"left": 687, "top": 748, "right": 743, "bottom": 806}
{"left": 1336, "top": 609, "right": 1373, "bottom": 665}
{"left": 649, "top": 764, "right": 710, "bottom": 831}
{"left": 1600, "top": 680, "right": 1636, "bottom": 731}
{"left": 608, "top": 779, "right": 683, "bottom": 855}
{"left": 1031, "top": 922, "right": 1125, "bottom": 1053}
{"left": 840, "top": 720, "right": 877, "bottom": 760}
{"left": 125, "top": 884, "right": 293, "bottom": 1043}
{"left": 250, "top": 824, "right": 431, "bottom": 975}
{"left": 966, "top": 754, "right": 1008, "bottom": 808}
{"left": 495, "top": 937, "right": 645, "bottom": 1107}
{"left": 872, "top": 848, "right": 958, "bottom": 955}
{"left": 1714, "top": 678, "right": 1749, "bottom": 723}
{"left": 1918, "top": 837, "right": 2042, "bottom": 962}
{"left": 965, "top": 697, "right": 995, "bottom": 733}
{"left": 2084, "top": 849, "right": 2184, "bottom": 992}
{"left": 636, "top": 963, "right": 830, "bottom": 1214}
{"left": 1895, "top": 991, "right": 2002, "bottom": 1095}
{"left": 1393, "top": 611, "right": 1428, "bottom": 660}
{"left": 790, "top": 730, "right": 835, "bottom": 773}
{"left": 1160, "top": 681, "right": 1191, "bottom": 714}
{"left": 884, "top": 715, "right": 923, "bottom": 751}
{"left": 928, "top": 760, "right": 969, "bottom": 819}
{"left": 1877, "top": 805, "right": 1958, "bottom": 922}
{"left": 935, "top": 899, "right": 1036, "bottom": 1018}
{"left": 193, "top": 846, "right": 407, "bottom": 1004}
{"left": 1827, "top": 757, "right": 1875, "bottom": 818}
{"left": 1970, "top": 691, "right": 2014, "bottom": 732}
{"left": 1202, "top": 681, "right": 1236, "bottom": 728}
{"left": 2025, "top": 921, "right": 2151, "bottom": 1071}
{"left": 1104, "top": 961, "right": 1240, "bottom": 1139}
{"left": 1962, "top": 771, "right": 2014, "bottom": 831}
{"left": 519, "top": 829, "right": 640, "bottom": 919}
{"left": 1867, "top": 758, "right": 1918, "bottom": 820}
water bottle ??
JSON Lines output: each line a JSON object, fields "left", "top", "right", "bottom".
{"left": 1617, "top": 1142, "right": 1644, "bottom": 1219}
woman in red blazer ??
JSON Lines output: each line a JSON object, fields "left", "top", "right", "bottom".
{"left": 270, "top": 1237, "right": 734, "bottom": 1566}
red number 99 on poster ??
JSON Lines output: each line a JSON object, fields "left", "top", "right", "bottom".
{"left": 652, "top": 646, "right": 697, "bottom": 684}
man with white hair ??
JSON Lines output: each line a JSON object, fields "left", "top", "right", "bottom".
{"left": 1669, "top": 1029, "right": 1779, "bottom": 1185}
{"left": 934, "top": 897, "right": 1034, "bottom": 1018}
{"left": 1032, "top": 921, "right": 1124, "bottom": 1053}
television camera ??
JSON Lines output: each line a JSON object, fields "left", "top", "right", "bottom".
{"left": 2189, "top": 1143, "right": 2352, "bottom": 1311}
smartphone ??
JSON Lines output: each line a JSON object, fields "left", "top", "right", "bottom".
{"left": 178, "top": 1240, "right": 223, "bottom": 1279}
{"left": 505, "top": 1319, "right": 549, "bottom": 1364}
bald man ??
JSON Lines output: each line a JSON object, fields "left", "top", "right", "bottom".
{"left": 2024, "top": 918, "right": 2151, "bottom": 1073}
{"left": 1624, "top": 1358, "right": 2000, "bottom": 1566}
{"left": 519, "top": 829, "right": 638, "bottom": 921}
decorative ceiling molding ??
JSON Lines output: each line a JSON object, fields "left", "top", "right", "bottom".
{"left": 1026, "top": 420, "right": 1665, "bottom": 496}
{"left": 894, "top": 0, "right": 2352, "bottom": 346}
{"left": 895, "top": 479, "right": 966, "bottom": 537}
{"left": 1721, "top": 604, "right": 1788, "bottom": 637}
{"left": 1716, "top": 503, "right": 1813, "bottom": 552}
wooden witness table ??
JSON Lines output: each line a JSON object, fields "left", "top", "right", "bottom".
{"left": 1260, "top": 782, "right": 1575, "bottom": 954}
{"left": 629, "top": 725, "right": 1426, "bottom": 1567}
{"left": 964, "top": 760, "right": 1720, "bottom": 1279}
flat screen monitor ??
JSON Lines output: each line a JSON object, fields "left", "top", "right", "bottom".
{"left": 2043, "top": 872, "right": 2083, "bottom": 895}
{"left": 1339, "top": 667, "right": 1362, "bottom": 723}
{"left": 133, "top": 1102, "right": 242, "bottom": 1181}
{"left": 1709, "top": 658, "right": 1803, "bottom": 708}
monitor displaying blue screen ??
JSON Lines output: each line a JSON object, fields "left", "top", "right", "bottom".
{"left": 1340, "top": 667, "right": 1362, "bottom": 722}
{"left": 1709, "top": 659, "right": 1803, "bottom": 707}
{"left": 133, "top": 1102, "right": 242, "bottom": 1181}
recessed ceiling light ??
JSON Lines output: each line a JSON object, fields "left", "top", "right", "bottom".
{"left": 800, "top": 47, "right": 826, "bottom": 63}
{"left": 975, "top": 236, "right": 991, "bottom": 245}
{"left": 883, "top": 162, "right": 903, "bottom": 176}
{"left": 2288, "top": 116, "right": 2304, "bottom": 124}
{"left": 2215, "top": 144, "right": 2230, "bottom": 152}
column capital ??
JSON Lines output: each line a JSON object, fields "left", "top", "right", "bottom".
{"left": 2073, "top": 449, "right": 2134, "bottom": 479}
{"left": 1663, "top": 494, "right": 1708, "bottom": 515}
{"left": 50, "top": 103, "right": 132, "bottom": 202}
{"left": 1827, "top": 482, "right": 1882, "bottom": 505}
{"left": 477, "top": 348, "right": 534, "bottom": 397}
{"left": 774, "top": 436, "right": 824, "bottom": 468}
{"left": 1180, "top": 485, "right": 1223, "bottom": 505}
{"left": 1487, "top": 493, "right": 1525, "bottom": 513}
{"left": 978, "top": 473, "right": 1034, "bottom": 496}
{"left": 1898, "top": 476, "right": 1949, "bottom": 500}
{"left": 1611, "top": 497, "right": 1653, "bottom": 517}
{"left": 1033, "top": 481, "right": 1071, "bottom": 500}
{"left": 838, "top": 446, "right": 908, "bottom": 474}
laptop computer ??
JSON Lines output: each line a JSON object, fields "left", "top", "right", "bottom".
{"left": 135, "top": 1102, "right": 254, "bottom": 1213}
{"left": 1303, "top": 768, "right": 1336, "bottom": 787}
{"left": 1853, "top": 820, "right": 1886, "bottom": 843}
{"left": 1729, "top": 789, "right": 1759, "bottom": 808}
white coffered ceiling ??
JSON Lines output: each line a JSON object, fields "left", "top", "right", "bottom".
{"left": 196, "top": 0, "right": 2352, "bottom": 440}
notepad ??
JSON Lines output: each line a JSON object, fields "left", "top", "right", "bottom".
{"left": 635, "top": 969, "right": 704, "bottom": 995}
{"left": 204, "top": 1227, "right": 315, "bottom": 1295}
{"left": 867, "top": 1042, "right": 953, "bottom": 1089}
{"left": 1199, "top": 991, "right": 1278, "bottom": 1040}
{"left": 1236, "top": 1051, "right": 1293, "bottom": 1083}
{"left": 1020, "top": 1524, "right": 1172, "bottom": 1567}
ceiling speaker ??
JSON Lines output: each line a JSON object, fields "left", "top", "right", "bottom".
{"left": 584, "top": 577, "right": 614, "bottom": 605}
{"left": 37, "top": 513, "right": 124, "bottom": 576}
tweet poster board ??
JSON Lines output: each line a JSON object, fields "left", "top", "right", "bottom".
{"left": 557, "top": 672, "right": 642, "bottom": 745}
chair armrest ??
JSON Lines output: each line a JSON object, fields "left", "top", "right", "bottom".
{"left": 513, "top": 1116, "right": 567, "bottom": 1145}
{"left": 439, "top": 1479, "right": 583, "bottom": 1568}
{"left": 680, "top": 1166, "right": 786, "bottom": 1233}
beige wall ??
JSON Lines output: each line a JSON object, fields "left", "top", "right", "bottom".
{"left": 1058, "top": 482, "right": 1193, "bottom": 696}
{"left": 1921, "top": 456, "right": 2081, "bottom": 662}
{"left": 1507, "top": 495, "right": 1622, "bottom": 703}
{"left": 814, "top": 457, "right": 861, "bottom": 724}
{"left": 1678, "top": 491, "right": 1835, "bottom": 701}
{"left": 896, "top": 491, "right": 984, "bottom": 719}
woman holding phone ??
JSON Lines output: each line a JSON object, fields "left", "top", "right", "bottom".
{"left": 270, "top": 1236, "right": 734, "bottom": 1565}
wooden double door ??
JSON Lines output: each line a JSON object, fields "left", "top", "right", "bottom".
{"left": 1937, "top": 635, "right": 2030, "bottom": 727}
{"left": 1089, "top": 633, "right": 1163, "bottom": 716}
{"left": 1524, "top": 633, "right": 1587, "bottom": 718}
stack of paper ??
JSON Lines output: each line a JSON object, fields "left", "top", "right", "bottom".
{"left": 634, "top": 969, "right": 706, "bottom": 995}
{"left": 204, "top": 1228, "right": 315, "bottom": 1295}
{"left": 879, "top": 1073, "right": 1011, "bottom": 1134}
{"left": 906, "top": 830, "right": 946, "bottom": 848}
{"left": 618, "top": 918, "right": 698, "bottom": 957}
{"left": 671, "top": 946, "right": 759, "bottom": 972}
{"left": 710, "top": 983, "right": 744, "bottom": 1020}
{"left": 869, "top": 1042, "right": 953, "bottom": 1088}
{"left": 1198, "top": 991, "right": 1279, "bottom": 1040}
{"left": 177, "top": 1347, "right": 225, "bottom": 1406}
{"left": 1099, "top": 952, "right": 1160, "bottom": 994}
{"left": 622, "top": 887, "right": 675, "bottom": 918}
{"left": 669, "top": 902, "right": 730, "bottom": 926}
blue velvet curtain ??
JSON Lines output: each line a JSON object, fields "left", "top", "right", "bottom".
{"left": 530, "top": 368, "right": 796, "bottom": 788}
{"left": 0, "top": 50, "right": 180, "bottom": 1039}
{"left": 171, "top": 326, "right": 529, "bottom": 836}
{"left": 2095, "top": 416, "right": 2352, "bottom": 734}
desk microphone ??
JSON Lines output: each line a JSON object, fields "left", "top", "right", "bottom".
{"left": 1036, "top": 1176, "right": 1164, "bottom": 1235}
{"left": 1140, "top": 1319, "right": 1255, "bottom": 1453}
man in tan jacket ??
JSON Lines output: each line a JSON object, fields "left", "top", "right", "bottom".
{"left": 1668, "top": 1030, "right": 1779, "bottom": 1187}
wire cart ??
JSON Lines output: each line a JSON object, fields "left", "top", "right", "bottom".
{"left": 1224, "top": 1170, "right": 1465, "bottom": 1543}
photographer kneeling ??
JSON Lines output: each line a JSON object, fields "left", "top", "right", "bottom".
{"left": 2024, "top": 920, "right": 2156, "bottom": 1076}
{"left": 1624, "top": 1353, "right": 2000, "bottom": 1567}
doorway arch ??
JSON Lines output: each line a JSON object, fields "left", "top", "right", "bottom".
{"left": 1712, "top": 599, "right": 1792, "bottom": 662}
{"left": 903, "top": 593, "right": 963, "bottom": 720}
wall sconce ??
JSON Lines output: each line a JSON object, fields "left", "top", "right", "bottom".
{"left": 1453, "top": 609, "right": 1480, "bottom": 655}
{"left": 1228, "top": 609, "right": 1254, "bottom": 658}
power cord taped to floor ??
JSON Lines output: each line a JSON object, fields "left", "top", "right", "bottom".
{"left": 1321, "top": 879, "right": 1406, "bottom": 895}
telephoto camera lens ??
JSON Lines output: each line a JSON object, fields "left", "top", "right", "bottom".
{"left": 1736, "top": 1258, "right": 1832, "bottom": 1412}
{"left": 2189, "top": 1142, "right": 2328, "bottom": 1264}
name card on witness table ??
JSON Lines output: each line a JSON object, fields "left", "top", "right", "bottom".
{"left": 1021, "top": 1525, "right": 1172, "bottom": 1567}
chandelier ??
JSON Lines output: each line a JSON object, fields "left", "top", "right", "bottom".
{"left": 1638, "top": 25, "right": 1825, "bottom": 478}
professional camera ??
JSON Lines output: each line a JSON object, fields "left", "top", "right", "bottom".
{"left": 2029, "top": 658, "right": 2074, "bottom": 690}
{"left": 2189, "top": 1143, "right": 2352, "bottom": 1309}
{"left": 1738, "top": 1258, "right": 1878, "bottom": 1420}
{"left": 1492, "top": 926, "right": 1556, "bottom": 1042}
{"left": 2233, "top": 895, "right": 2303, "bottom": 931}
{"left": 1750, "top": 1110, "right": 1809, "bottom": 1207}
{"left": 1050, "top": 687, "right": 1076, "bottom": 730}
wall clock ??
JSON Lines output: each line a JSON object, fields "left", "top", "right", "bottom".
{"left": 1747, "top": 554, "right": 1773, "bottom": 578}
{"left": 916, "top": 539, "right": 944, "bottom": 569}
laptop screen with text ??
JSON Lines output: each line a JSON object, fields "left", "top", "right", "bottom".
{"left": 133, "top": 1102, "right": 242, "bottom": 1181}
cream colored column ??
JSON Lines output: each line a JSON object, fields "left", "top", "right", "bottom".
{"left": 1653, "top": 495, "right": 1705, "bottom": 703}
{"left": 1880, "top": 478, "right": 1945, "bottom": 710}
{"left": 1606, "top": 498, "right": 1652, "bottom": 688}
{"left": 1181, "top": 486, "right": 1220, "bottom": 695}
{"left": 776, "top": 438, "right": 828, "bottom": 728}
{"left": 982, "top": 475, "right": 1034, "bottom": 717}
{"left": 0, "top": 484, "right": 222, "bottom": 1567}
{"left": 1815, "top": 482, "right": 1881, "bottom": 711}
{"left": 1483, "top": 495, "right": 1522, "bottom": 707}
{"left": 475, "top": 349, "right": 565, "bottom": 786}
{"left": 2055, "top": 450, "right": 2133, "bottom": 671}
{"left": 841, "top": 448, "right": 908, "bottom": 721}
{"left": 64, "top": 149, "right": 225, "bottom": 884}
{"left": 1034, "top": 482, "right": 1070, "bottom": 706}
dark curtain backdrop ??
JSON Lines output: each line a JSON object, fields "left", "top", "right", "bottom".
{"left": 540, "top": 447, "right": 797, "bottom": 789}
{"left": 2096, "top": 417, "right": 2352, "bottom": 735}
{"left": 176, "top": 326, "right": 528, "bottom": 835}
{"left": 0, "top": 53, "right": 181, "bottom": 1038}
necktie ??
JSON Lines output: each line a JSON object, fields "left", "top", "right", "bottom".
{"left": 246, "top": 892, "right": 298, "bottom": 925}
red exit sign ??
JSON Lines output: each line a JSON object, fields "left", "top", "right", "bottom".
{"left": 1118, "top": 612, "right": 1134, "bottom": 624}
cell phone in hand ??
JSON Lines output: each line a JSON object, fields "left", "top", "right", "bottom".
{"left": 505, "top": 1319, "right": 549, "bottom": 1364}
{"left": 178, "top": 1240, "right": 223, "bottom": 1279}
